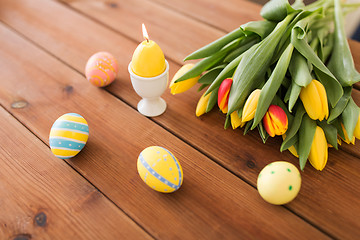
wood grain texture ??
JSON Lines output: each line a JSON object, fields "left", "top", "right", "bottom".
{"left": 1, "top": 0, "right": 360, "bottom": 238}
{"left": 149, "top": 0, "right": 262, "bottom": 32}
{"left": 0, "top": 108, "right": 151, "bottom": 239}
{"left": 0, "top": 17, "right": 328, "bottom": 240}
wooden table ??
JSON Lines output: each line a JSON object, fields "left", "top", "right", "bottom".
{"left": 1, "top": 0, "right": 359, "bottom": 239}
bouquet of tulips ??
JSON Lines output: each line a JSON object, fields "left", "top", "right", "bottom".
{"left": 170, "top": 0, "right": 360, "bottom": 171}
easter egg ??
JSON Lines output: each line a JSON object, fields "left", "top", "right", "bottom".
{"left": 85, "top": 52, "right": 118, "bottom": 87}
{"left": 137, "top": 146, "right": 183, "bottom": 193}
{"left": 257, "top": 161, "right": 301, "bottom": 205}
{"left": 49, "top": 113, "right": 89, "bottom": 159}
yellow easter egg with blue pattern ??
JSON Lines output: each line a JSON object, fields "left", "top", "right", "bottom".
{"left": 49, "top": 113, "right": 89, "bottom": 159}
{"left": 137, "top": 146, "right": 183, "bottom": 193}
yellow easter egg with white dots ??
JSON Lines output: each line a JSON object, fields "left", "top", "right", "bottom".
{"left": 137, "top": 146, "right": 183, "bottom": 193}
{"left": 257, "top": 161, "right": 301, "bottom": 205}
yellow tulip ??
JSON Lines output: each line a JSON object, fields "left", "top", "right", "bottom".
{"left": 230, "top": 111, "right": 245, "bottom": 129}
{"left": 309, "top": 126, "right": 328, "bottom": 171}
{"left": 340, "top": 123, "right": 355, "bottom": 144}
{"left": 170, "top": 64, "right": 200, "bottom": 95}
{"left": 196, "top": 92, "right": 211, "bottom": 117}
{"left": 300, "top": 80, "right": 329, "bottom": 121}
{"left": 242, "top": 89, "right": 261, "bottom": 122}
{"left": 354, "top": 112, "right": 360, "bottom": 139}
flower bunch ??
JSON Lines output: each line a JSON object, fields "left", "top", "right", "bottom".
{"left": 171, "top": 0, "right": 360, "bottom": 171}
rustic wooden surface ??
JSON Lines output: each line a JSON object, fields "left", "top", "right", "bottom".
{"left": 0, "top": 0, "right": 359, "bottom": 239}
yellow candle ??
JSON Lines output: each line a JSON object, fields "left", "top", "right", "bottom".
{"left": 131, "top": 24, "right": 166, "bottom": 77}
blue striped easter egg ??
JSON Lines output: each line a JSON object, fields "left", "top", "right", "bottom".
{"left": 49, "top": 113, "right": 89, "bottom": 159}
{"left": 137, "top": 146, "right": 183, "bottom": 193}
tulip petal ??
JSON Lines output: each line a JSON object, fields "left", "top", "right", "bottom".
{"left": 264, "top": 105, "right": 288, "bottom": 137}
{"left": 263, "top": 112, "right": 275, "bottom": 137}
{"left": 300, "top": 80, "right": 322, "bottom": 120}
{"left": 309, "top": 126, "right": 328, "bottom": 171}
{"left": 170, "top": 64, "right": 200, "bottom": 95}
{"left": 230, "top": 111, "right": 244, "bottom": 129}
{"left": 196, "top": 92, "right": 212, "bottom": 117}
{"left": 242, "top": 89, "right": 261, "bottom": 122}
{"left": 313, "top": 80, "right": 329, "bottom": 120}
{"left": 268, "top": 105, "right": 288, "bottom": 131}
{"left": 354, "top": 113, "right": 360, "bottom": 139}
{"left": 218, "top": 78, "right": 233, "bottom": 113}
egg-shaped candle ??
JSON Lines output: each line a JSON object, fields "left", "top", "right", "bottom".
{"left": 131, "top": 24, "right": 166, "bottom": 77}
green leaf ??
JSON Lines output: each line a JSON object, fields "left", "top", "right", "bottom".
{"left": 288, "top": 82, "right": 302, "bottom": 112}
{"left": 328, "top": 86, "right": 352, "bottom": 123}
{"left": 252, "top": 44, "right": 294, "bottom": 129}
{"left": 205, "top": 54, "right": 243, "bottom": 96}
{"left": 175, "top": 38, "right": 241, "bottom": 83}
{"left": 244, "top": 119, "right": 254, "bottom": 135}
{"left": 327, "top": 0, "right": 360, "bottom": 86}
{"left": 318, "top": 120, "right": 338, "bottom": 150}
{"left": 298, "top": 114, "right": 316, "bottom": 170}
{"left": 341, "top": 98, "right": 360, "bottom": 140}
{"left": 260, "top": 0, "right": 295, "bottom": 22}
{"left": 184, "top": 28, "right": 245, "bottom": 60}
{"left": 241, "top": 20, "right": 277, "bottom": 39}
{"left": 321, "top": 32, "right": 334, "bottom": 63}
{"left": 332, "top": 117, "right": 345, "bottom": 140}
{"left": 281, "top": 103, "right": 306, "bottom": 151}
{"left": 314, "top": 67, "right": 344, "bottom": 109}
{"left": 224, "top": 114, "right": 231, "bottom": 129}
{"left": 258, "top": 122, "right": 269, "bottom": 143}
{"left": 224, "top": 36, "right": 259, "bottom": 62}
{"left": 198, "top": 84, "right": 207, "bottom": 92}
{"left": 228, "top": 13, "right": 297, "bottom": 114}
{"left": 289, "top": 49, "right": 312, "bottom": 87}
{"left": 198, "top": 65, "right": 225, "bottom": 84}
{"left": 206, "top": 87, "right": 219, "bottom": 113}
{"left": 291, "top": 26, "right": 343, "bottom": 107}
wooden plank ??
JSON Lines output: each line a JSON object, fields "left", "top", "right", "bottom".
{"left": 0, "top": 18, "right": 328, "bottom": 239}
{"left": 1, "top": 0, "right": 360, "bottom": 238}
{"left": 149, "top": 0, "right": 262, "bottom": 32}
{"left": 0, "top": 108, "right": 151, "bottom": 239}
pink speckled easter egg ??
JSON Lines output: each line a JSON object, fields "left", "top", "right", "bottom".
{"left": 85, "top": 52, "right": 118, "bottom": 87}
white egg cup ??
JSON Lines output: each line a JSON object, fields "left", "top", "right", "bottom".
{"left": 128, "top": 60, "right": 169, "bottom": 117}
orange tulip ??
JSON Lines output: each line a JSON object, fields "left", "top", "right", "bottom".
{"left": 263, "top": 105, "right": 288, "bottom": 137}
{"left": 218, "top": 78, "right": 232, "bottom": 114}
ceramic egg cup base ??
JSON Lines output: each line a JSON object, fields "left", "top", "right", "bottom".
{"left": 128, "top": 60, "right": 169, "bottom": 117}
{"left": 137, "top": 97, "right": 167, "bottom": 117}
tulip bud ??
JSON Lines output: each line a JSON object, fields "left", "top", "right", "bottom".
{"left": 354, "top": 112, "right": 360, "bottom": 139}
{"left": 218, "top": 78, "right": 233, "bottom": 113}
{"left": 309, "top": 126, "right": 328, "bottom": 171}
{"left": 300, "top": 80, "right": 329, "bottom": 121}
{"left": 340, "top": 123, "right": 355, "bottom": 144}
{"left": 230, "top": 111, "right": 245, "bottom": 129}
{"left": 263, "top": 105, "right": 288, "bottom": 137}
{"left": 196, "top": 92, "right": 211, "bottom": 117}
{"left": 242, "top": 89, "right": 261, "bottom": 122}
{"left": 170, "top": 64, "right": 200, "bottom": 95}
